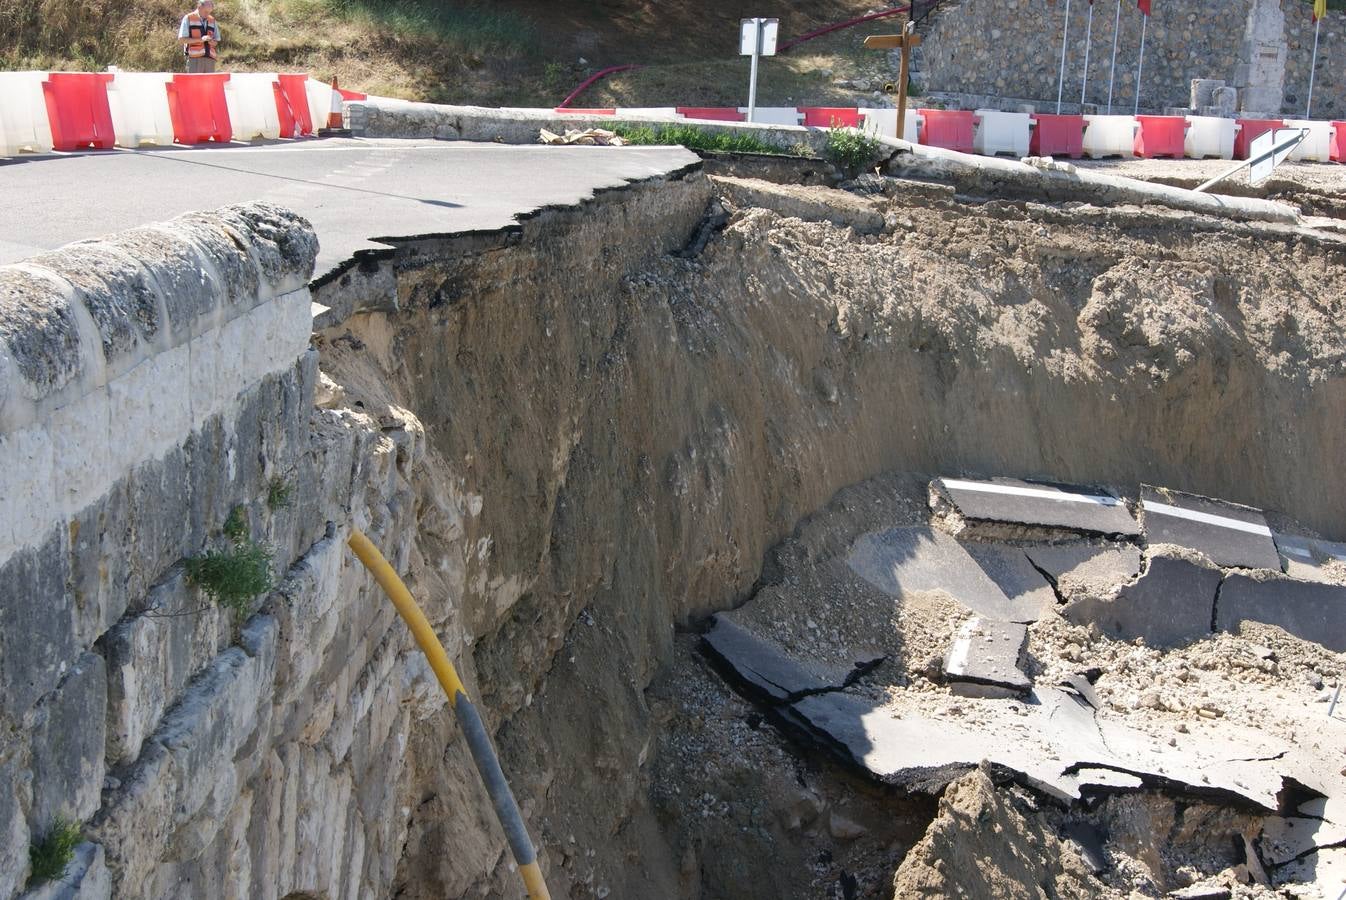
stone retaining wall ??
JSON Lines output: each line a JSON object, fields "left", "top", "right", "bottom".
{"left": 920, "top": 0, "right": 1345, "bottom": 118}
{"left": 0, "top": 204, "right": 424, "bottom": 898}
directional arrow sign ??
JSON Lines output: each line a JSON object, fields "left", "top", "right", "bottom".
{"left": 1249, "top": 128, "right": 1306, "bottom": 185}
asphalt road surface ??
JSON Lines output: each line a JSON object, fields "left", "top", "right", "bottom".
{"left": 0, "top": 138, "right": 700, "bottom": 280}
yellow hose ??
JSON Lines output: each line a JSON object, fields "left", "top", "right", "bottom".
{"left": 347, "top": 528, "right": 551, "bottom": 900}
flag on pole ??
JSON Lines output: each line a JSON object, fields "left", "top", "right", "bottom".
{"left": 1138, "top": 0, "right": 1151, "bottom": 14}
{"left": 1313, "top": 0, "right": 1326, "bottom": 22}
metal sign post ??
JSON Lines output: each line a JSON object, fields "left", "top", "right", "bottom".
{"left": 1056, "top": 0, "right": 1073, "bottom": 113}
{"left": 1193, "top": 128, "right": 1307, "bottom": 193}
{"left": 1080, "top": 0, "right": 1094, "bottom": 107}
{"left": 740, "top": 17, "right": 779, "bottom": 123}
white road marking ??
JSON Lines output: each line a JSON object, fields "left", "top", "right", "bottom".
{"left": 1144, "top": 501, "right": 1273, "bottom": 537}
{"left": 942, "top": 478, "right": 1124, "bottom": 507}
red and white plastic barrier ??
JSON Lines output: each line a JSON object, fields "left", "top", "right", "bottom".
{"left": 0, "top": 70, "right": 338, "bottom": 157}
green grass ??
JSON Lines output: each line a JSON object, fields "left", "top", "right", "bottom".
{"left": 267, "top": 477, "right": 295, "bottom": 512}
{"left": 281, "top": 0, "right": 538, "bottom": 53}
{"left": 28, "top": 819, "right": 81, "bottom": 886}
{"left": 613, "top": 123, "right": 809, "bottom": 156}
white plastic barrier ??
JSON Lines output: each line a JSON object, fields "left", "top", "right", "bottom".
{"left": 859, "top": 108, "right": 920, "bottom": 141}
{"left": 225, "top": 72, "right": 282, "bottom": 141}
{"left": 618, "top": 107, "right": 682, "bottom": 119}
{"left": 1082, "top": 114, "right": 1139, "bottom": 158}
{"left": 973, "top": 109, "right": 1031, "bottom": 157}
{"left": 740, "top": 107, "right": 803, "bottom": 126}
{"left": 1283, "top": 119, "right": 1334, "bottom": 162}
{"left": 305, "top": 77, "right": 334, "bottom": 129}
{"left": 0, "top": 71, "right": 54, "bottom": 155}
{"left": 106, "top": 72, "right": 174, "bottom": 147}
{"left": 1184, "top": 116, "right": 1238, "bottom": 160}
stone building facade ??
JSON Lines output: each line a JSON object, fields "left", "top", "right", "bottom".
{"left": 919, "top": 0, "right": 1345, "bottom": 118}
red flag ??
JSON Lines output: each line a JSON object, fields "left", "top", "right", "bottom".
{"left": 1138, "top": 0, "right": 1151, "bottom": 14}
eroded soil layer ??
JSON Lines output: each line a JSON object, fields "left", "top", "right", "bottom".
{"left": 313, "top": 165, "right": 1346, "bottom": 898}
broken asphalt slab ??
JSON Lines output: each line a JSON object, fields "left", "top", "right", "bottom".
{"left": 701, "top": 615, "right": 882, "bottom": 703}
{"left": 1063, "top": 551, "right": 1223, "bottom": 648}
{"left": 1141, "top": 485, "right": 1281, "bottom": 571}
{"left": 846, "top": 526, "right": 1050, "bottom": 623}
{"left": 935, "top": 477, "right": 1140, "bottom": 537}
{"left": 1274, "top": 532, "right": 1346, "bottom": 584}
{"left": 1025, "top": 541, "right": 1142, "bottom": 599}
{"left": 943, "top": 617, "right": 1031, "bottom": 698}
{"left": 1215, "top": 574, "right": 1346, "bottom": 653}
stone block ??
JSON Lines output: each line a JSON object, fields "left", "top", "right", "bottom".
{"left": 101, "top": 570, "right": 230, "bottom": 767}
{"left": 1063, "top": 551, "right": 1221, "bottom": 648}
{"left": 0, "top": 748, "right": 33, "bottom": 898}
{"left": 102, "top": 227, "right": 217, "bottom": 341}
{"left": 0, "top": 530, "right": 76, "bottom": 719}
{"left": 18, "top": 840, "right": 111, "bottom": 900}
{"left": 186, "top": 325, "right": 223, "bottom": 430}
{"left": 106, "top": 343, "right": 192, "bottom": 473}
{"left": 46, "top": 387, "right": 112, "bottom": 525}
{"left": 93, "top": 619, "right": 277, "bottom": 891}
{"left": 122, "top": 446, "right": 192, "bottom": 610}
{"left": 30, "top": 653, "right": 106, "bottom": 828}
{"left": 0, "top": 422, "right": 56, "bottom": 563}
{"left": 271, "top": 531, "right": 345, "bottom": 713}
{"left": 0, "top": 265, "right": 86, "bottom": 412}
{"left": 67, "top": 482, "right": 130, "bottom": 643}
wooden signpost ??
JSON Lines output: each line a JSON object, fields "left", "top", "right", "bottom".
{"left": 864, "top": 23, "right": 921, "bottom": 141}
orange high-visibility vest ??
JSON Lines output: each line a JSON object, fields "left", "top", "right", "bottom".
{"left": 184, "top": 12, "right": 218, "bottom": 59}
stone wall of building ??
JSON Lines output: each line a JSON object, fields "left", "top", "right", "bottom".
{"left": 920, "top": 0, "right": 1345, "bottom": 118}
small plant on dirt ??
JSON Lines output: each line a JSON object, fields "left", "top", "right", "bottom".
{"left": 822, "top": 125, "right": 883, "bottom": 173}
{"left": 267, "top": 477, "right": 295, "bottom": 511}
{"left": 28, "top": 819, "right": 81, "bottom": 886}
{"left": 186, "top": 506, "right": 273, "bottom": 615}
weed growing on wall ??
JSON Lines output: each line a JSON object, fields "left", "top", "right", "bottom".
{"left": 28, "top": 819, "right": 81, "bottom": 885}
{"left": 267, "top": 477, "right": 295, "bottom": 511}
{"left": 186, "top": 506, "right": 273, "bottom": 615}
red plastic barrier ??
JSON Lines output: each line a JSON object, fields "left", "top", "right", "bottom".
{"left": 553, "top": 107, "right": 616, "bottom": 115}
{"left": 1234, "top": 118, "right": 1283, "bottom": 160}
{"left": 918, "top": 108, "right": 975, "bottom": 153}
{"left": 675, "top": 107, "right": 746, "bottom": 122}
{"left": 1331, "top": 122, "right": 1345, "bottom": 163}
{"left": 1133, "top": 115, "right": 1187, "bottom": 159}
{"left": 337, "top": 87, "right": 367, "bottom": 101}
{"left": 799, "top": 107, "right": 861, "bottom": 128}
{"left": 166, "top": 73, "right": 232, "bottom": 144}
{"left": 42, "top": 72, "right": 116, "bottom": 151}
{"left": 276, "top": 73, "right": 314, "bottom": 136}
{"left": 1030, "top": 113, "right": 1085, "bottom": 158}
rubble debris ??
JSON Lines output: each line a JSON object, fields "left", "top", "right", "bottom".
{"left": 934, "top": 476, "right": 1140, "bottom": 537}
{"left": 846, "top": 526, "right": 1046, "bottom": 623}
{"left": 942, "top": 616, "right": 1031, "bottom": 698}
{"left": 1062, "top": 550, "right": 1222, "bottom": 648}
{"left": 538, "top": 127, "right": 627, "bottom": 146}
{"left": 1062, "top": 821, "right": 1108, "bottom": 874}
{"left": 1216, "top": 574, "right": 1346, "bottom": 653}
{"left": 1141, "top": 485, "right": 1281, "bottom": 571}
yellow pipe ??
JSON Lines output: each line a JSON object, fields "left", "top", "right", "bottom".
{"left": 347, "top": 528, "right": 551, "bottom": 900}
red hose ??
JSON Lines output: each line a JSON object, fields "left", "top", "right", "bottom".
{"left": 777, "top": 6, "right": 911, "bottom": 53}
{"left": 556, "top": 64, "right": 642, "bottom": 109}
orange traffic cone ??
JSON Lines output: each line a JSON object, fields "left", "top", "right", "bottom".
{"left": 319, "top": 77, "right": 351, "bottom": 136}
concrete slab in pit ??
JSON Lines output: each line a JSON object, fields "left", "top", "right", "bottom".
{"left": 701, "top": 615, "right": 882, "bottom": 703}
{"left": 846, "top": 527, "right": 1049, "bottom": 623}
{"left": 1140, "top": 485, "right": 1281, "bottom": 570}
{"left": 1025, "top": 542, "right": 1142, "bottom": 596}
{"left": 935, "top": 476, "right": 1140, "bottom": 537}
{"left": 942, "top": 617, "right": 1031, "bottom": 698}
{"left": 1063, "top": 552, "right": 1222, "bottom": 648}
{"left": 962, "top": 543, "right": 1058, "bottom": 619}
{"left": 1259, "top": 816, "right": 1346, "bottom": 866}
{"left": 1274, "top": 532, "right": 1346, "bottom": 584}
{"left": 1215, "top": 574, "right": 1346, "bottom": 652}
{"left": 1272, "top": 846, "right": 1346, "bottom": 898}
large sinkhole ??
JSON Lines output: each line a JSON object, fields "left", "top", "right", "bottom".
{"left": 313, "top": 164, "right": 1346, "bottom": 899}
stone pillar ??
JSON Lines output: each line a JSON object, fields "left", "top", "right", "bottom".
{"left": 1231, "top": 0, "right": 1287, "bottom": 115}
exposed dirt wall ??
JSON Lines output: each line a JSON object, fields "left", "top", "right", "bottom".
{"left": 313, "top": 167, "right": 1346, "bottom": 897}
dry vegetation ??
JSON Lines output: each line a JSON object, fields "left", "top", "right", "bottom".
{"left": 0, "top": 0, "right": 895, "bottom": 106}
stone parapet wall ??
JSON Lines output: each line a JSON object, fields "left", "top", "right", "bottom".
{"left": 920, "top": 0, "right": 1345, "bottom": 118}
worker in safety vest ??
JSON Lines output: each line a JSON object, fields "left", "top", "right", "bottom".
{"left": 178, "top": 0, "right": 222, "bottom": 73}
